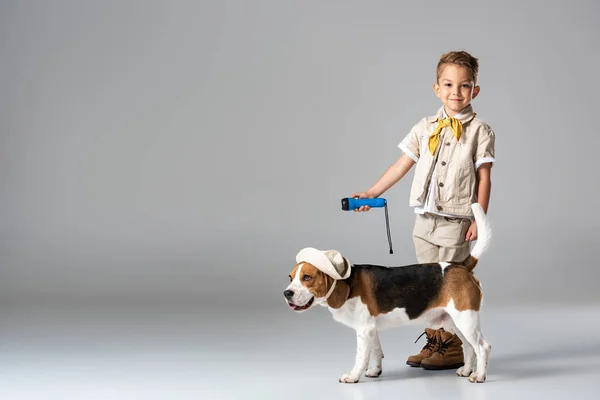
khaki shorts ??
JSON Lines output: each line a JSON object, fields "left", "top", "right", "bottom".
{"left": 412, "top": 213, "right": 472, "bottom": 263}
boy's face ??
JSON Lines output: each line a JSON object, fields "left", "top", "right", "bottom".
{"left": 433, "top": 64, "right": 480, "bottom": 117}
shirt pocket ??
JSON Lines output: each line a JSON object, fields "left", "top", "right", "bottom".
{"left": 453, "top": 158, "right": 475, "bottom": 205}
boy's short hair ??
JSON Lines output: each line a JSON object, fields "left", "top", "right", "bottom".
{"left": 436, "top": 51, "right": 479, "bottom": 83}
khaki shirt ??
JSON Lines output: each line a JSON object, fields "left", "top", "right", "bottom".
{"left": 398, "top": 105, "right": 495, "bottom": 217}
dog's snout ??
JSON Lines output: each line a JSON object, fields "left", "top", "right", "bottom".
{"left": 284, "top": 290, "right": 294, "bottom": 299}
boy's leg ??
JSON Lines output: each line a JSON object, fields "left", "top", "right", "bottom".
{"left": 408, "top": 214, "right": 441, "bottom": 367}
{"left": 413, "top": 214, "right": 470, "bottom": 263}
{"left": 419, "top": 215, "right": 471, "bottom": 370}
{"left": 413, "top": 236, "right": 439, "bottom": 263}
{"left": 412, "top": 214, "right": 440, "bottom": 263}
{"left": 435, "top": 216, "right": 471, "bottom": 263}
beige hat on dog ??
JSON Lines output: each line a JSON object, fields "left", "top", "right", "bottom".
{"left": 295, "top": 247, "right": 352, "bottom": 280}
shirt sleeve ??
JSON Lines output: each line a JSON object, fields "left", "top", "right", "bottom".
{"left": 398, "top": 123, "right": 422, "bottom": 162}
{"left": 474, "top": 125, "right": 496, "bottom": 169}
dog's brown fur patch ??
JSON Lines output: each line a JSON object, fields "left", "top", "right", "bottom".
{"left": 431, "top": 266, "right": 482, "bottom": 311}
{"left": 290, "top": 263, "right": 325, "bottom": 293}
{"left": 326, "top": 279, "right": 350, "bottom": 309}
{"left": 347, "top": 270, "right": 381, "bottom": 316}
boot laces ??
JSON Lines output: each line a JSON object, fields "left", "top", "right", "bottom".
{"left": 436, "top": 336, "right": 455, "bottom": 355}
{"left": 414, "top": 331, "right": 437, "bottom": 352}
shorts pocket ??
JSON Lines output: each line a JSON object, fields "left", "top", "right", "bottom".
{"left": 443, "top": 217, "right": 462, "bottom": 223}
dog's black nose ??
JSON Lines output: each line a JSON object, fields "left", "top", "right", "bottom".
{"left": 284, "top": 290, "right": 294, "bottom": 299}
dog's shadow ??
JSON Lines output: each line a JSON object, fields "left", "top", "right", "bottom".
{"left": 375, "top": 342, "right": 600, "bottom": 382}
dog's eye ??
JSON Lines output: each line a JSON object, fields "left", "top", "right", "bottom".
{"left": 288, "top": 275, "right": 292, "bottom": 282}
{"left": 302, "top": 275, "right": 312, "bottom": 281}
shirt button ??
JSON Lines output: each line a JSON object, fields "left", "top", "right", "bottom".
{"left": 439, "top": 182, "right": 444, "bottom": 187}
{"left": 441, "top": 161, "right": 447, "bottom": 166}
{"left": 445, "top": 142, "right": 450, "bottom": 146}
{"left": 437, "top": 205, "right": 443, "bottom": 211}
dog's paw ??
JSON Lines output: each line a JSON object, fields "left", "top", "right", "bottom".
{"left": 456, "top": 366, "right": 473, "bottom": 377}
{"left": 339, "top": 373, "right": 360, "bottom": 383}
{"left": 365, "top": 367, "right": 382, "bottom": 378}
{"left": 468, "top": 372, "right": 486, "bottom": 383}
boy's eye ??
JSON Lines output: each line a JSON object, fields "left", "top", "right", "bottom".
{"left": 462, "top": 84, "right": 471, "bottom": 88}
{"left": 303, "top": 275, "right": 312, "bottom": 281}
{"left": 445, "top": 83, "right": 452, "bottom": 87}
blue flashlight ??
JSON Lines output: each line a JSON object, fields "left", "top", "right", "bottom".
{"left": 341, "top": 197, "right": 394, "bottom": 254}
{"left": 341, "top": 197, "right": 387, "bottom": 210}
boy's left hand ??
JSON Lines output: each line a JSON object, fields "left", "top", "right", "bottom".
{"left": 466, "top": 221, "right": 478, "bottom": 241}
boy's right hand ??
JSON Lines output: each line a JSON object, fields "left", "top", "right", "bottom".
{"left": 350, "top": 192, "right": 374, "bottom": 212}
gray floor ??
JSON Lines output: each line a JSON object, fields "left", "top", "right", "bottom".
{"left": 2, "top": 301, "right": 600, "bottom": 400}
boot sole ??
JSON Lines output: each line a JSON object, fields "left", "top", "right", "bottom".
{"left": 421, "top": 362, "right": 464, "bottom": 370}
{"left": 406, "top": 361, "right": 422, "bottom": 368}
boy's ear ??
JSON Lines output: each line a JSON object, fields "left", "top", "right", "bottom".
{"left": 472, "top": 85, "right": 481, "bottom": 99}
{"left": 433, "top": 83, "right": 441, "bottom": 98}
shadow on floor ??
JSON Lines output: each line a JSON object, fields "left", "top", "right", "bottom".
{"left": 486, "top": 342, "right": 600, "bottom": 381}
{"left": 372, "top": 342, "right": 600, "bottom": 383}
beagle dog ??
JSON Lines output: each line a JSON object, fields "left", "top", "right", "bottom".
{"left": 283, "top": 203, "right": 492, "bottom": 384}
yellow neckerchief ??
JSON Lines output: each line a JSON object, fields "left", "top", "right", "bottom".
{"left": 428, "top": 116, "right": 462, "bottom": 155}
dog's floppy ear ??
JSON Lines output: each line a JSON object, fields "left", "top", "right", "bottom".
{"left": 326, "top": 279, "right": 350, "bottom": 309}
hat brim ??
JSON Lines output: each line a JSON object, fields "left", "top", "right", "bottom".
{"left": 295, "top": 247, "right": 350, "bottom": 280}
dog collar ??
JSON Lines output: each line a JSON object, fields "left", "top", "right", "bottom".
{"left": 317, "top": 278, "right": 337, "bottom": 306}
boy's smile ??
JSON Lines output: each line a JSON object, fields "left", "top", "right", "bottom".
{"left": 434, "top": 64, "right": 480, "bottom": 117}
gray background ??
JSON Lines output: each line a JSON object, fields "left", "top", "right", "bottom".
{"left": 2, "top": 1, "right": 600, "bottom": 399}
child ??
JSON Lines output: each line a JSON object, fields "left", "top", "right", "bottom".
{"left": 351, "top": 50, "right": 495, "bottom": 370}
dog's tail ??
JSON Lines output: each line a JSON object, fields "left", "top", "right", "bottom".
{"left": 462, "top": 203, "right": 492, "bottom": 272}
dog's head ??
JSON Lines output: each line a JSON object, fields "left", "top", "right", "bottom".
{"left": 283, "top": 248, "right": 352, "bottom": 312}
{"left": 283, "top": 262, "right": 333, "bottom": 312}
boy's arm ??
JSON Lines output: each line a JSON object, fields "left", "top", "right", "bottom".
{"left": 351, "top": 154, "right": 415, "bottom": 211}
{"left": 476, "top": 163, "right": 492, "bottom": 213}
{"left": 366, "top": 153, "right": 416, "bottom": 197}
{"left": 473, "top": 125, "right": 495, "bottom": 213}
{"left": 466, "top": 163, "right": 492, "bottom": 240}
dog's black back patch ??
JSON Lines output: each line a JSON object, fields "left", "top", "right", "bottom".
{"left": 352, "top": 263, "right": 444, "bottom": 319}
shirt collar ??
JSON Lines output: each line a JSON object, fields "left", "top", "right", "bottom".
{"left": 428, "top": 104, "right": 475, "bottom": 124}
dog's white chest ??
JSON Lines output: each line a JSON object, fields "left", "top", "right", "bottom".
{"left": 329, "top": 297, "right": 370, "bottom": 329}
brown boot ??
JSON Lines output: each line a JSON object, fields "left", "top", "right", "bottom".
{"left": 420, "top": 329, "right": 465, "bottom": 370}
{"left": 406, "top": 328, "right": 440, "bottom": 367}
